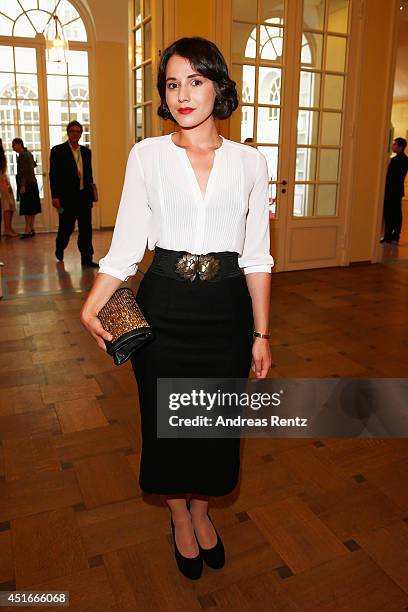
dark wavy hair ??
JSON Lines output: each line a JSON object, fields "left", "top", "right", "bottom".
{"left": 157, "top": 37, "right": 238, "bottom": 121}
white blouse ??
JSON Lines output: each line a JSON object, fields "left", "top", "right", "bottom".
{"left": 98, "top": 132, "right": 274, "bottom": 281}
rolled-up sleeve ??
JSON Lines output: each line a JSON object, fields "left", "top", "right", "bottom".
{"left": 238, "top": 150, "right": 274, "bottom": 275}
{"left": 98, "top": 144, "right": 151, "bottom": 282}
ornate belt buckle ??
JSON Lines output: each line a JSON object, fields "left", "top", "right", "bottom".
{"left": 175, "top": 253, "right": 199, "bottom": 281}
{"left": 174, "top": 252, "right": 221, "bottom": 281}
{"left": 198, "top": 254, "right": 221, "bottom": 281}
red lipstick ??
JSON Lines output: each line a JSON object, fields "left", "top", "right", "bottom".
{"left": 178, "top": 108, "right": 195, "bottom": 114}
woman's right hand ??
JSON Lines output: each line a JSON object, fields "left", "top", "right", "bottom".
{"left": 80, "top": 308, "right": 113, "bottom": 351}
{"left": 79, "top": 272, "right": 123, "bottom": 350}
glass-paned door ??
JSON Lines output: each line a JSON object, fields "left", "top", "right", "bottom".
{"left": 131, "top": 0, "right": 153, "bottom": 142}
{"left": 130, "top": 0, "right": 163, "bottom": 143}
{"left": 229, "top": 0, "right": 353, "bottom": 271}
{"left": 0, "top": 44, "right": 47, "bottom": 229}
{"left": 47, "top": 50, "right": 91, "bottom": 149}
{"left": 0, "top": 0, "right": 91, "bottom": 233}
{"left": 295, "top": 0, "right": 349, "bottom": 218}
{"left": 230, "top": 1, "right": 285, "bottom": 219}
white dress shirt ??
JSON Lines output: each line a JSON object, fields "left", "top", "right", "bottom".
{"left": 98, "top": 132, "right": 274, "bottom": 281}
{"left": 69, "top": 142, "right": 84, "bottom": 190}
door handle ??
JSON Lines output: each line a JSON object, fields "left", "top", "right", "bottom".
{"left": 277, "top": 179, "right": 288, "bottom": 193}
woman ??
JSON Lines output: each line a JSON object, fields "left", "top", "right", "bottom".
{"left": 80, "top": 37, "right": 273, "bottom": 580}
{"left": 0, "top": 139, "right": 19, "bottom": 237}
{"left": 12, "top": 137, "right": 41, "bottom": 238}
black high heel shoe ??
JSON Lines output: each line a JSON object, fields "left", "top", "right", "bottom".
{"left": 170, "top": 517, "right": 203, "bottom": 580}
{"left": 197, "top": 513, "right": 225, "bottom": 569}
{"left": 188, "top": 501, "right": 225, "bottom": 569}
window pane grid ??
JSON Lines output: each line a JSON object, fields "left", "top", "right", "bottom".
{"left": 0, "top": 3, "right": 91, "bottom": 199}
{"left": 0, "top": 42, "right": 45, "bottom": 198}
{"left": 232, "top": 1, "right": 286, "bottom": 218}
{"left": 131, "top": 1, "right": 153, "bottom": 141}
{"left": 46, "top": 50, "right": 90, "bottom": 147}
{"left": 295, "top": 0, "right": 349, "bottom": 217}
{"left": 1, "top": 3, "right": 87, "bottom": 41}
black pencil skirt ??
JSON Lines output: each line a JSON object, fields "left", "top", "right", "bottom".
{"left": 130, "top": 253, "right": 254, "bottom": 497}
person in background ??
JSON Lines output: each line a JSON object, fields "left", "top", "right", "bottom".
{"left": 0, "top": 138, "right": 19, "bottom": 237}
{"left": 49, "top": 120, "right": 98, "bottom": 268}
{"left": 12, "top": 138, "right": 41, "bottom": 239}
{"left": 380, "top": 137, "right": 408, "bottom": 244}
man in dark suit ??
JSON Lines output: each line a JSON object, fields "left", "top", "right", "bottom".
{"left": 50, "top": 120, "right": 98, "bottom": 267}
{"left": 380, "top": 137, "right": 408, "bottom": 244}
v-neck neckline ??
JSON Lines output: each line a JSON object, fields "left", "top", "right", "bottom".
{"left": 169, "top": 131, "right": 225, "bottom": 202}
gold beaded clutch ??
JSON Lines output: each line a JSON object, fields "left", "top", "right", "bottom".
{"left": 97, "top": 287, "right": 154, "bottom": 365}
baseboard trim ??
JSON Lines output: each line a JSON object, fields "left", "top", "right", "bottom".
{"left": 349, "top": 260, "right": 373, "bottom": 266}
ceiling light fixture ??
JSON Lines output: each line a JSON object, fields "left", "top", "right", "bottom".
{"left": 45, "top": 14, "right": 69, "bottom": 63}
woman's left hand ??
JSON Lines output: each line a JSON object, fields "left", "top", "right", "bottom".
{"left": 20, "top": 185, "right": 26, "bottom": 194}
{"left": 251, "top": 337, "right": 272, "bottom": 378}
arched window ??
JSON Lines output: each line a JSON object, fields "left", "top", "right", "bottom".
{"left": 259, "top": 18, "right": 284, "bottom": 60}
{"left": 0, "top": 0, "right": 90, "bottom": 210}
{"left": 231, "top": 7, "right": 316, "bottom": 216}
{"left": 0, "top": 1, "right": 86, "bottom": 40}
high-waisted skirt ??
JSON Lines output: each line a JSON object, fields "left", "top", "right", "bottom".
{"left": 130, "top": 247, "right": 254, "bottom": 496}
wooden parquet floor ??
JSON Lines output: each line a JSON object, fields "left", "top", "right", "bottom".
{"left": 0, "top": 231, "right": 408, "bottom": 611}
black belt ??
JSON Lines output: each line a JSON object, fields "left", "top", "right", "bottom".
{"left": 148, "top": 246, "right": 243, "bottom": 282}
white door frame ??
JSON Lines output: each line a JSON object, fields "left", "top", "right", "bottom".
{"left": 213, "top": 0, "right": 367, "bottom": 272}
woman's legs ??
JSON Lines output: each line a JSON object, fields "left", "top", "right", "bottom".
{"left": 166, "top": 496, "right": 199, "bottom": 558}
{"left": 23, "top": 215, "right": 31, "bottom": 233}
{"left": 21, "top": 215, "right": 35, "bottom": 235}
{"left": 190, "top": 496, "right": 218, "bottom": 548}
{"left": 165, "top": 494, "right": 218, "bottom": 556}
{"left": 3, "top": 210, "right": 18, "bottom": 235}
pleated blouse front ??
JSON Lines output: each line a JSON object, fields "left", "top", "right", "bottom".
{"left": 98, "top": 132, "right": 274, "bottom": 282}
